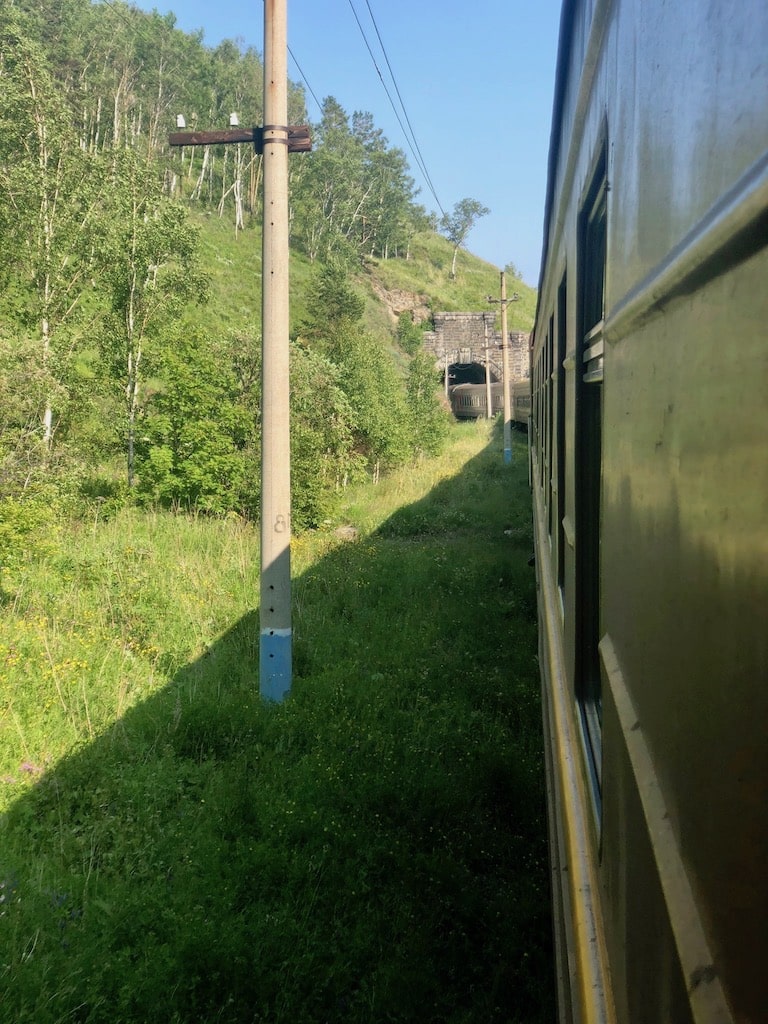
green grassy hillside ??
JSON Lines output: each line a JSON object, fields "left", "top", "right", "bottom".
{"left": 363, "top": 232, "right": 536, "bottom": 332}
{"left": 194, "top": 213, "right": 535, "bottom": 342}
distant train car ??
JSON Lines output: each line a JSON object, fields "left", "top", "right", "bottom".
{"left": 450, "top": 380, "right": 530, "bottom": 422}
{"left": 449, "top": 381, "right": 503, "bottom": 419}
{"left": 511, "top": 379, "right": 531, "bottom": 428}
{"left": 531, "top": 3, "right": 767, "bottom": 1024}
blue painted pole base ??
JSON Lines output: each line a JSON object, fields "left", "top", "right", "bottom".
{"left": 260, "top": 629, "right": 292, "bottom": 702}
{"left": 503, "top": 447, "right": 513, "bottom": 465}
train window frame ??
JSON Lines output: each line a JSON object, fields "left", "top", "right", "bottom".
{"left": 547, "top": 313, "right": 555, "bottom": 535}
{"left": 575, "top": 148, "right": 607, "bottom": 802}
{"left": 556, "top": 272, "right": 567, "bottom": 598}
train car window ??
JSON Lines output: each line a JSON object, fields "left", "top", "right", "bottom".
{"left": 542, "top": 330, "right": 547, "bottom": 495}
{"left": 547, "top": 314, "right": 555, "bottom": 535}
{"left": 556, "top": 273, "right": 567, "bottom": 596}
{"left": 576, "top": 156, "right": 607, "bottom": 795}
{"left": 540, "top": 336, "right": 546, "bottom": 490}
{"left": 539, "top": 341, "right": 544, "bottom": 487}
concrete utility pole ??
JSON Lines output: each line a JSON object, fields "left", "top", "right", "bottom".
{"left": 169, "top": 0, "right": 310, "bottom": 703}
{"left": 499, "top": 273, "right": 512, "bottom": 458}
{"left": 443, "top": 349, "right": 457, "bottom": 400}
{"left": 260, "top": 0, "right": 292, "bottom": 702}
{"left": 487, "top": 273, "right": 520, "bottom": 463}
{"left": 483, "top": 318, "right": 493, "bottom": 419}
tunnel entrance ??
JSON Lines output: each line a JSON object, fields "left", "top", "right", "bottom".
{"left": 445, "top": 361, "right": 500, "bottom": 387}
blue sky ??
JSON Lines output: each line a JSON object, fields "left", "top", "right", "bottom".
{"left": 132, "top": 0, "right": 562, "bottom": 285}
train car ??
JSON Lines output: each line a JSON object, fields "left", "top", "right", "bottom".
{"left": 450, "top": 379, "right": 530, "bottom": 423}
{"left": 530, "top": 3, "right": 767, "bottom": 1023}
{"left": 449, "top": 381, "right": 503, "bottom": 419}
{"left": 512, "top": 379, "right": 531, "bottom": 428}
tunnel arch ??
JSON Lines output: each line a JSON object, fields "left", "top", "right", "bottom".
{"left": 444, "top": 361, "right": 500, "bottom": 387}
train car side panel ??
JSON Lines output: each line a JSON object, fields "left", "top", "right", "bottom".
{"left": 601, "top": 245, "right": 768, "bottom": 1022}
{"left": 533, "top": 1, "right": 768, "bottom": 1022}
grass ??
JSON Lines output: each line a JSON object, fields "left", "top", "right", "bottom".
{"left": 362, "top": 233, "right": 537, "bottom": 332}
{"left": 189, "top": 213, "right": 536, "bottom": 345}
{"left": 0, "top": 420, "right": 554, "bottom": 1024}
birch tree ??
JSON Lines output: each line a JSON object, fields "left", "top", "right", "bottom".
{"left": 0, "top": 24, "right": 104, "bottom": 450}
{"left": 440, "top": 197, "right": 490, "bottom": 279}
{"left": 101, "top": 149, "right": 207, "bottom": 487}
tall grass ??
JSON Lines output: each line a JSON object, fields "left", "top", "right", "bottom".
{"left": 0, "top": 420, "right": 553, "bottom": 1023}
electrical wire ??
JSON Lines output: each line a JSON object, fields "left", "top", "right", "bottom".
{"left": 100, "top": 0, "right": 440, "bottom": 217}
{"left": 287, "top": 45, "right": 323, "bottom": 113}
{"left": 359, "top": 0, "right": 446, "bottom": 218}
{"left": 96, "top": 0, "right": 159, "bottom": 48}
{"left": 344, "top": 0, "right": 446, "bottom": 216}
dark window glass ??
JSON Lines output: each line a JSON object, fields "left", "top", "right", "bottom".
{"left": 557, "top": 274, "right": 567, "bottom": 593}
{"left": 576, "top": 156, "right": 606, "bottom": 796}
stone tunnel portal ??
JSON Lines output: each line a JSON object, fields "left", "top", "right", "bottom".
{"left": 445, "top": 362, "right": 500, "bottom": 387}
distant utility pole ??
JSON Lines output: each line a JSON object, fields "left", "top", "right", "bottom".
{"left": 169, "top": 0, "right": 310, "bottom": 703}
{"left": 483, "top": 318, "right": 493, "bottom": 419}
{"left": 443, "top": 348, "right": 458, "bottom": 400}
{"left": 487, "top": 273, "right": 520, "bottom": 464}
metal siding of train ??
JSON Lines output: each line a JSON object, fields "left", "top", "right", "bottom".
{"left": 533, "top": 1, "right": 768, "bottom": 1022}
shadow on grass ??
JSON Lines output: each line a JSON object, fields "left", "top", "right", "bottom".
{"left": 0, "top": 430, "right": 554, "bottom": 1024}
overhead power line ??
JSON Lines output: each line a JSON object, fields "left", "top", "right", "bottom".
{"left": 358, "top": 0, "right": 446, "bottom": 218}
{"left": 97, "top": 0, "right": 159, "bottom": 48}
{"left": 345, "top": 0, "right": 447, "bottom": 217}
{"left": 287, "top": 44, "right": 323, "bottom": 112}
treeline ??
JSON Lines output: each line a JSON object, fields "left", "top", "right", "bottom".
{"left": 0, "top": 0, "right": 450, "bottom": 580}
{"left": 3, "top": 0, "right": 432, "bottom": 257}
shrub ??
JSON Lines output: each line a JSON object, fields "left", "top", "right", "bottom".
{"left": 0, "top": 489, "right": 61, "bottom": 593}
{"left": 290, "top": 343, "right": 362, "bottom": 530}
{"left": 135, "top": 331, "right": 250, "bottom": 514}
{"left": 406, "top": 351, "right": 451, "bottom": 457}
{"left": 396, "top": 311, "right": 425, "bottom": 356}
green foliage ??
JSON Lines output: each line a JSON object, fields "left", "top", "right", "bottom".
{"left": 440, "top": 197, "right": 492, "bottom": 249}
{"left": 301, "top": 260, "right": 366, "bottom": 338}
{"left": 135, "top": 331, "right": 251, "bottom": 513}
{"left": 336, "top": 325, "right": 413, "bottom": 470}
{"left": 0, "top": 422, "right": 553, "bottom": 1023}
{"left": 77, "top": 474, "right": 131, "bottom": 523}
{"left": 0, "top": 489, "right": 61, "bottom": 595}
{"left": 99, "top": 148, "right": 209, "bottom": 487}
{"left": 0, "top": 335, "right": 45, "bottom": 494}
{"left": 289, "top": 343, "right": 362, "bottom": 530}
{"left": 406, "top": 351, "right": 452, "bottom": 457}
{"left": 0, "top": 16, "right": 109, "bottom": 458}
{"left": 440, "top": 198, "right": 491, "bottom": 279}
{"left": 301, "top": 264, "right": 412, "bottom": 471}
{"left": 290, "top": 98, "right": 419, "bottom": 264}
{"left": 0, "top": 331, "right": 101, "bottom": 518}
{"left": 396, "top": 310, "right": 426, "bottom": 355}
